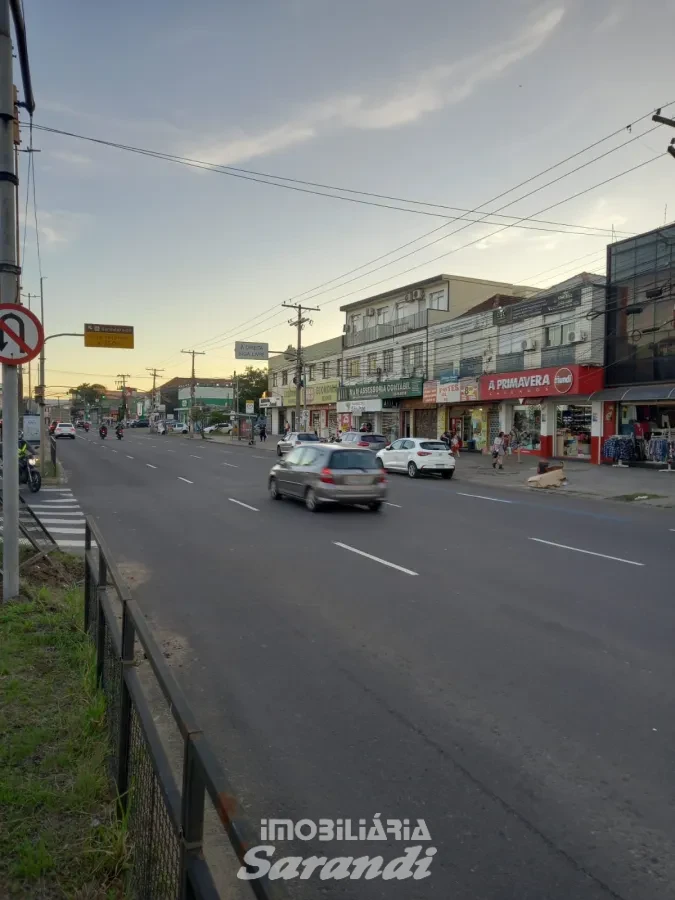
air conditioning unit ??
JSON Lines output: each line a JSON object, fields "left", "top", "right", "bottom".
{"left": 412, "top": 289, "right": 425, "bottom": 301}
{"left": 578, "top": 330, "right": 589, "bottom": 342}
{"left": 404, "top": 292, "right": 414, "bottom": 303}
{"left": 521, "top": 338, "right": 537, "bottom": 351}
{"left": 566, "top": 332, "right": 577, "bottom": 344}
{"left": 366, "top": 307, "right": 376, "bottom": 317}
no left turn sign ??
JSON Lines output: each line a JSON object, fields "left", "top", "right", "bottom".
{"left": 0, "top": 303, "right": 44, "bottom": 365}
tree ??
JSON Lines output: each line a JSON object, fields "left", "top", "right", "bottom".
{"left": 190, "top": 405, "right": 207, "bottom": 439}
{"left": 209, "top": 410, "right": 228, "bottom": 426}
{"left": 68, "top": 383, "right": 108, "bottom": 407}
{"left": 235, "top": 367, "right": 267, "bottom": 412}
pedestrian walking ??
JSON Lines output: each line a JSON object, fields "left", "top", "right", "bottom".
{"left": 492, "top": 431, "right": 505, "bottom": 470}
{"left": 259, "top": 423, "right": 267, "bottom": 442}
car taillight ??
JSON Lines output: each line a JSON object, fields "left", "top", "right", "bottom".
{"left": 320, "top": 467, "right": 334, "bottom": 483}
{"left": 417, "top": 450, "right": 432, "bottom": 456}
{"left": 295, "top": 440, "right": 302, "bottom": 446}
{"left": 377, "top": 473, "right": 387, "bottom": 484}
{"left": 357, "top": 441, "right": 369, "bottom": 447}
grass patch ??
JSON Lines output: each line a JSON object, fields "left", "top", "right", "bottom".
{"left": 611, "top": 492, "right": 665, "bottom": 502}
{"left": 0, "top": 573, "right": 128, "bottom": 898}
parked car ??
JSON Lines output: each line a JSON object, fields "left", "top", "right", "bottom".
{"left": 339, "top": 432, "right": 389, "bottom": 452}
{"left": 204, "top": 422, "right": 233, "bottom": 434}
{"left": 376, "top": 438, "right": 455, "bottom": 479}
{"left": 53, "top": 422, "right": 76, "bottom": 440}
{"left": 276, "top": 432, "right": 321, "bottom": 456}
{"left": 269, "top": 445, "right": 386, "bottom": 511}
{"left": 171, "top": 422, "right": 189, "bottom": 434}
{"left": 131, "top": 418, "right": 150, "bottom": 428}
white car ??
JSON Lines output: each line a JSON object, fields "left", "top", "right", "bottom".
{"left": 204, "top": 423, "right": 232, "bottom": 434}
{"left": 376, "top": 438, "right": 455, "bottom": 479}
{"left": 53, "top": 422, "right": 76, "bottom": 440}
{"left": 170, "top": 422, "right": 189, "bottom": 434}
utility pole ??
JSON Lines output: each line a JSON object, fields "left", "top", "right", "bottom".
{"left": 116, "top": 373, "right": 130, "bottom": 424}
{"left": 146, "top": 367, "right": 164, "bottom": 429}
{"left": 1, "top": 0, "right": 35, "bottom": 601}
{"left": 652, "top": 109, "right": 675, "bottom": 159}
{"left": 181, "top": 349, "right": 205, "bottom": 438}
{"left": 37, "top": 277, "right": 46, "bottom": 475}
{"left": 22, "top": 291, "right": 38, "bottom": 405}
{"left": 282, "top": 302, "right": 319, "bottom": 431}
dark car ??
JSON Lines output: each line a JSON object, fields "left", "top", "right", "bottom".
{"left": 269, "top": 444, "right": 387, "bottom": 512}
{"left": 339, "top": 431, "right": 389, "bottom": 452}
{"left": 276, "top": 431, "right": 321, "bottom": 456}
{"left": 131, "top": 419, "right": 150, "bottom": 428}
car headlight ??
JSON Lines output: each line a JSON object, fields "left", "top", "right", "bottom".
{"left": 28, "top": 457, "right": 37, "bottom": 465}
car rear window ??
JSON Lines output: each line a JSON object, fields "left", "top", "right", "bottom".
{"left": 329, "top": 450, "right": 379, "bottom": 470}
{"left": 359, "top": 434, "right": 386, "bottom": 443}
{"left": 420, "top": 441, "right": 449, "bottom": 450}
{"left": 298, "top": 433, "right": 320, "bottom": 441}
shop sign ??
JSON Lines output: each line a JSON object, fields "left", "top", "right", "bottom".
{"left": 492, "top": 286, "right": 582, "bottom": 326}
{"left": 305, "top": 380, "right": 340, "bottom": 405}
{"left": 479, "top": 365, "right": 604, "bottom": 400}
{"left": 438, "top": 368, "right": 459, "bottom": 384}
{"left": 337, "top": 398, "right": 383, "bottom": 414}
{"left": 459, "top": 378, "right": 479, "bottom": 402}
{"left": 423, "top": 381, "right": 439, "bottom": 403}
{"left": 343, "top": 377, "right": 423, "bottom": 400}
{"left": 436, "top": 381, "right": 461, "bottom": 404}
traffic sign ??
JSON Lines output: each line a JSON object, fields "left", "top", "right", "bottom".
{"left": 245, "top": 400, "right": 255, "bottom": 414}
{"left": 235, "top": 341, "right": 268, "bottom": 360}
{"left": 84, "top": 323, "right": 134, "bottom": 349}
{"left": 0, "top": 304, "right": 44, "bottom": 365}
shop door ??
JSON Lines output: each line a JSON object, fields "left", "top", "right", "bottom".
{"left": 415, "top": 408, "right": 437, "bottom": 439}
{"left": 488, "top": 407, "right": 500, "bottom": 449}
{"left": 401, "top": 410, "right": 412, "bottom": 437}
{"left": 328, "top": 411, "right": 337, "bottom": 436}
{"left": 381, "top": 411, "right": 399, "bottom": 444}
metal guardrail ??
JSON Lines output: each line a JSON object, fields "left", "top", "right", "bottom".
{"left": 50, "top": 434, "right": 57, "bottom": 468}
{"left": 84, "top": 517, "right": 284, "bottom": 900}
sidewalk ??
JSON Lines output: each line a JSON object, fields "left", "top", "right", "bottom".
{"left": 454, "top": 451, "right": 675, "bottom": 508}
{"left": 206, "top": 434, "right": 675, "bottom": 508}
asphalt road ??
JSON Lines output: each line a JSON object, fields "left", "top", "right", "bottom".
{"left": 51, "top": 431, "right": 675, "bottom": 900}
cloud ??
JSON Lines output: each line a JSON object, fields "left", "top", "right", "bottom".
{"left": 595, "top": 7, "right": 625, "bottom": 33}
{"left": 191, "top": 6, "right": 564, "bottom": 165}
{"left": 28, "top": 210, "right": 93, "bottom": 247}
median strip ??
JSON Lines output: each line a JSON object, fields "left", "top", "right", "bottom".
{"left": 333, "top": 541, "right": 418, "bottom": 576}
{"left": 228, "top": 498, "right": 259, "bottom": 512}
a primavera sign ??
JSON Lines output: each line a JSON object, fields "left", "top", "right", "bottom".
{"left": 479, "top": 365, "right": 603, "bottom": 400}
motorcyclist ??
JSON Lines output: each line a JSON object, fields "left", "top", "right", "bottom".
{"left": 18, "top": 432, "right": 30, "bottom": 466}
{"left": 115, "top": 423, "right": 124, "bottom": 438}
{"left": 99, "top": 424, "right": 108, "bottom": 438}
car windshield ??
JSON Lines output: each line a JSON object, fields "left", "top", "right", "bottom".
{"left": 297, "top": 433, "right": 320, "bottom": 441}
{"left": 329, "top": 450, "right": 379, "bottom": 470}
{"left": 359, "top": 434, "right": 386, "bottom": 443}
{"left": 420, "top": 441, "right": 449, "bottom": 450}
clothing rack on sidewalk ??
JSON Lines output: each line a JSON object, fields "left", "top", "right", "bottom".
{"left": 602, "top": 434, "right": 638, "bottom": 468}
{"left": 648, "top": 428, "right": 675, "bottom": 473}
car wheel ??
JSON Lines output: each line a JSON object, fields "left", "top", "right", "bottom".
{"left": 441, "top": 470, "right": 453, "bottom": 480}
{"left": 368, "top": 501, "right": 382, "bottom": 512}
{"left": 277, "top": 446, "right": 282, "bottom": 457}
{"left": 407, "top": 461, "right": 418, "bottom": 479}
{"left": 269, "top": 477, "right": 282, "bottom": 500}
{"left": 305, "top": 487, "right": 319, "bottom": 512}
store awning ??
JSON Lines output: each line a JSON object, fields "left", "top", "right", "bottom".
{"left": 587, "top": 384, "right": 675, "bottom": 402}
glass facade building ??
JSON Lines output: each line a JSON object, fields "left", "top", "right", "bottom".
{"left": 605, "top": 224, "right": 675, "bottom": 386}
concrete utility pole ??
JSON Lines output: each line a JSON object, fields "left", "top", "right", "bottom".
{"left": 1, "top": 0, "right": 35, "bottom": 600}
{"left": 181, "top": 349, "right": 205, "bottom": 438}
{"left": 22, "top": 291, "right": 38, "bottom": 404}
{"left": 282, "top": 302, "right": 319, "bottom": 430}
{"left": 146, "top": 367, "right": 164, "bottom": 427}
{"left": 37, "top": 277, "right": 46, "bottom": 474}
{"left": 116, "top": 373, "right": 130, "bottom": 423}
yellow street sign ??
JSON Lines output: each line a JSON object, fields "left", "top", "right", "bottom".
{"left": 84, "top": 323, "right": 134, "bottom": 349}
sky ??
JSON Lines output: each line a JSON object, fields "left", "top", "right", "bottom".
{"left": 15, "top": 0, "right": 675, "bottom": 397}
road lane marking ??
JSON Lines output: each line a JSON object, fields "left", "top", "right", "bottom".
{"left": 228, "top": 498, "right": 259, "bottom": 512}
{"left": 146, "top": 464, "right": 157, "bottom": 469}
{"left": 111, "top": 449, "right": 118, "bottom": 453}
{"left": 529, "top": 538, "right": 644, "bottom": 566}
{"left": 222, "top": 462, "right": 239, "bottom": 468}
{"left": 178, "top": 477, "right": 193, "bottom": 484}
{"left": 28, "top": 507, "right": 83, "bottom": 513}
{"left": 333, "top": 542, "right": 418, "bottom": 576}
{"left": 166, "top": 449, "right": 175, "bottom": 453}
{"left": 384, "top": 502, "right": 402, "bottom": 508}
{"left": 32, "top": 519, "right": 86, "bottom": 526}
{"left": 252, "top": 455, "right": 268, "bottom": 460}
{"left": 190, "top": 455, "right": 202, "bottom": 459}
{"left": 43, "top": 498, "right": 78, "bottom": 503}
{"left": 457, "top": 492, "right": 512, "bottom": 503}
{"left": 127, "top": 455, "right": 134, "bottom": 459}
{"left": 57, "top": 540, "right": 87, "bottom": 548}
{"left": 41, "top": 527, "right": 85, "bottom": 535}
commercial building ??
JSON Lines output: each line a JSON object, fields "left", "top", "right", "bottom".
{"left": 599, "top": 223, "right": 675, "bottom": 467}
{"left": 268, "top": 337, "right": 342, "bottom": 436}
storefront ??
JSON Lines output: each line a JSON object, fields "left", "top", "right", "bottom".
{"left": 596, "top": 385, "right": 675, "bottom": 467}
{"left": 338, "top": 377, "right": 423, "bottom": 436}
{"left": 279, "top": 380, "right": 339, "bottom": 436}
{"left": 478, "top": 365, "right": 604, "bottom": 458}
{"left": 434, "top": 378, "right": 482, "bottom": 448}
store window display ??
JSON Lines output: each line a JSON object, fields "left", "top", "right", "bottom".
{"left": 510, "top": 405, "right": 541, "bottom": 451}
{"left": 556, "top": 405, "right": 591, "bottom": 458}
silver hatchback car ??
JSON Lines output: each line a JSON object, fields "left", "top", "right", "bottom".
{"left": 269, "top": 444, "right": 387, "bottom": 512}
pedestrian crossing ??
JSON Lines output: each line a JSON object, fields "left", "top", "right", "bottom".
{"left": 22, "top": 487, "right": 88, "bottom": 550}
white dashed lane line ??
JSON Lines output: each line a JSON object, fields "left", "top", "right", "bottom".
{"left": 222, "top": 462, "right": 239, "bottom": 468}
{"left": 146, "top": 464, "right": 157, "bottom": 469}
{"left": 190, "top": 455, "right": 202, "bottom": 459}
{"left": 333, "top": 542, "right": 418, "bottom": 576}
{"left": 178, "top": 477, "right": 193, "bottom": 484}
{"left": 127, "top": 455, "right": 134, "bottom": 459}
{"left": 384, "top": 502, "right": 402, "bottom": 508}
{"left": 456, "top": 492, "right": 512, "bottom": 503}
{"left": 529, "top": 538, "right": 644, "bottom": 567}
{"left": 228, "top": 498, "right": 259, "bottom": 512}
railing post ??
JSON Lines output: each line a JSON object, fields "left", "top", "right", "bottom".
{"left": 84, "top": 523, "right": 92, "bottom": 633}
{"left": 95, "top": 553, "right": 107, "bottom": 686}
{"left": 179, "top": 734, "right": 205, "bottom": 898}
{"left": 116, "top": 599, "right": 135, "bottom": 809}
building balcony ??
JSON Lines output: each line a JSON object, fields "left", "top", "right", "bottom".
{"left": 343, "top": 311, "right": 428, "bottom": 348}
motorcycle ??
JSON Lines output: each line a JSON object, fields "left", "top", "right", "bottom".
{"left": 116, "top": 428, "right": 123, "bottom": 441}
{"left": 99, "top": 428, "right": 107, "bottom": 440}
{"left": 84, "top": 422, "right": 90, "bottom": 432}
{"left": 19, "top": 455, "right": 41, "bottom": 492}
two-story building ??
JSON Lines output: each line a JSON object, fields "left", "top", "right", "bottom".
{"left": 425, "top": 272, "right": 607, "bottom": 457}
{"left": 268, "top": 336, "right": 342, "bottom": 436}
{"left": 337, "top": 273, "right": 539, "bottom": 439}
